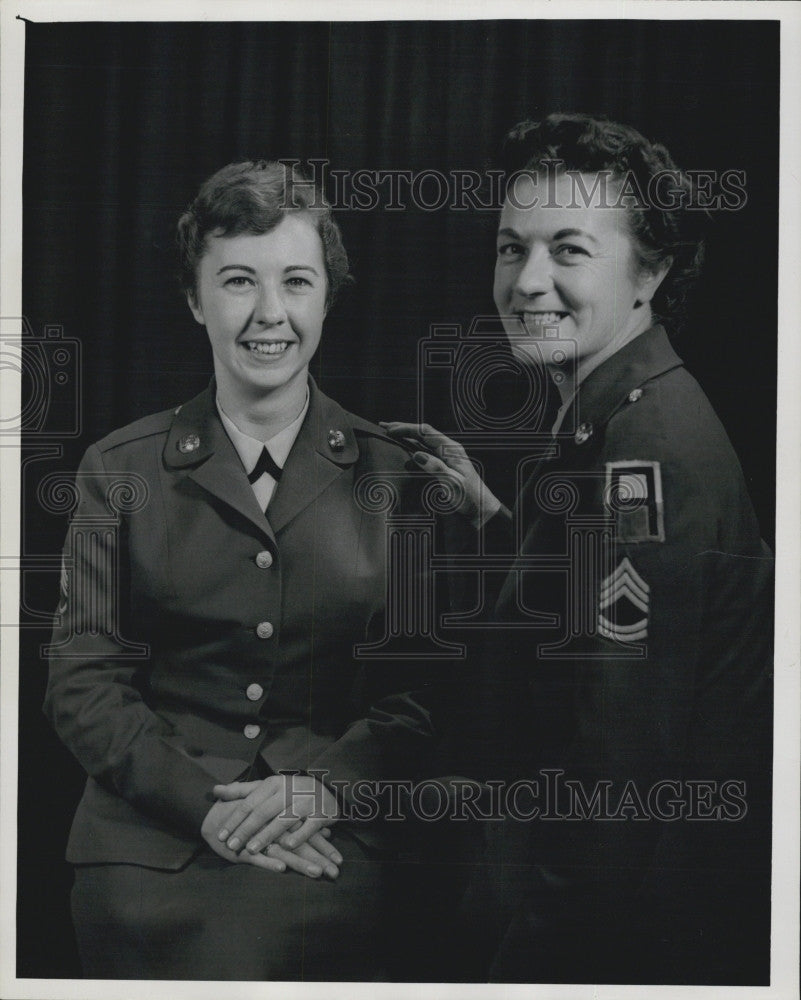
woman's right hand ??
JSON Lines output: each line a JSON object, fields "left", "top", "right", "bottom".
{"left": 379, "top": 421, "right": 501, "bottom": 526}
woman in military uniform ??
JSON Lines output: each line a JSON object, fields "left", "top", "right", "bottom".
{"left": 384, "top": 114, "right": 774, "bottom": 983}
{"left": 45, "top": 161, "right": 460, "bottom": 980}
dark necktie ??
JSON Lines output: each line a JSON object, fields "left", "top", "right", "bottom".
{"left": 248, "top": 446, "right": 283, "bottom": 484}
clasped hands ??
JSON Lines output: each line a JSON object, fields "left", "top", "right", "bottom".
{"left": 201, "top": 773, "right": 342, "bottom": 880}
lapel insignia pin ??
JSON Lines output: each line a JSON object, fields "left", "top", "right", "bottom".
{"left": 598, "top": 557, "right": 649, "bottom": 644}
{"left": 575, "top": 422, "right": 593, "bottom": 445}
{"left": 178, "top": 433, "right": 200, "bottom": 454}
{"left": 328, "top": 429, "right": 346, "bottom": 452}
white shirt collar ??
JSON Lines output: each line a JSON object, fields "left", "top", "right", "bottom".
{"left": 216, "top": 388, "right": 310, "bottom": 475}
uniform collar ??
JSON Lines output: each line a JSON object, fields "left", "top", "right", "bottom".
{"left": 562, "top": 325, "right": 684, "bottom": 435}
{"left": 164, "top": 376, "right": 361, "bottom": 536}
{"left": 216, "top": 388, "right": 310, "bottom": 475}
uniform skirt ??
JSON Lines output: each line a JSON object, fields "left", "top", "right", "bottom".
{"left": 71, "top": 827, "right": 423, "bottom": 981}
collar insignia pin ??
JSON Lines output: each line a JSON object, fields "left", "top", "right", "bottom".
{"left": 575, "top": 422, "right": 593, "bottom": 445}
{"left": 328, "top": 429, "right": 346, "bottom": 452}
{"left": 178, "top": 433, "right": 200, "bottom": 454}
{"left": 628, "top": 388, "right": 643, "bottom": 403}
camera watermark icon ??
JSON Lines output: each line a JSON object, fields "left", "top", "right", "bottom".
{"left": 0, "top": 316, "right": 82, "bottom": 438}
{"left": 2, "top": 317, "right": 86, "bottom": 631}
{"left": 418, "top": 315, "right": 577, "bottom": 444}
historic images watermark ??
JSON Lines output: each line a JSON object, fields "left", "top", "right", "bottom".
{"left": 277, "top": 159, "right": 748, "bottom": 213}
{"left": 267, "top": 769, "right": 750, "bottom": 824}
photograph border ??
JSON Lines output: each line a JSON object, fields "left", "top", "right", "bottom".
{"left": 1, "top": 2, "right": 798, "bottom": 998}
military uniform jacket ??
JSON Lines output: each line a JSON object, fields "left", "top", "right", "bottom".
{"left": 45, "top": 378, "right": 452, "bottom": 869}
{"left": 455, "top": 325, "right": 774, "bottom": 981}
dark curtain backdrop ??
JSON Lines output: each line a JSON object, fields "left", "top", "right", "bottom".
{"left": 19, "top": 19, "right": 778, "bottom": 978}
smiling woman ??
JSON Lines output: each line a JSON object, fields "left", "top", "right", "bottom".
{"left": 384, "top": 113, "right": 773, "bottom": 984}
{"left": 43, "top": 160, "right": 462, "bottom": 981}
{"left": 494, "top": 171, "right": 670, "bottom": 391}
{"left": 187, "top": 221, "right": 327, "bottom": 425}
{"left": 178, "top": 162, "right": 348, "bottom": 436}
{"left": 477, "top": 115, "right": 772, "bottom": 983}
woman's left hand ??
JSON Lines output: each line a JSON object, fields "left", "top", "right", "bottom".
{"left": 212, "top": 773, "right": 340, "bottom": 856}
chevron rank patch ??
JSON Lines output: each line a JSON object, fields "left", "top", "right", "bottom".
{"left": 598, "top": 557, "right": 649, "bottom": 643}
{"left": 605, "top": 461, "right": 665, "bottom": 543}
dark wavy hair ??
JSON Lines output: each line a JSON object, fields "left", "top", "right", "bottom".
{"left": 500, "top": 113, "right": 706, "bottom": 329}
{"left": 177, "top": 160, "right": 351, "bottom": 308}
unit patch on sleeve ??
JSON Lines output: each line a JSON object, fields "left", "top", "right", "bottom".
{"left": 598, "top": 557, "right": 649, "bottom": 644}
{"left": 605, "top": 460, "right": 665, "bottom": 543}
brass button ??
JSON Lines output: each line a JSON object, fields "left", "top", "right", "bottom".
{"left": 575, "top": 422, "right": 593, "bottom": 445}
{"left": 628, "top": 388, "right": 643, "bottom": 403}
{"left": 243, "top": 724, "right": 261, "bottom": 740}
{"left": 246, "top": 683, "right": 264, "bottom": 701}
{"left": 256, "top": 621, "right": 274, "bottom": 639}
{"left": 255, "top": 550, "right": 273, "bottom": 569}
{"left": 178, "top": 433, "right": 200, "bottom": 453}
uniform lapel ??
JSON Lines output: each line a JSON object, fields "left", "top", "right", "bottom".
{"left": 259, "top": 378, "right": 360, "bottom": 535}
{"left": 163, "top": 382, "right": 276, "bottom": 542}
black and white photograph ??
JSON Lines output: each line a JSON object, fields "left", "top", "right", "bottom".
{"left": 1, "top": 1, "right": 799, "bottom": 997}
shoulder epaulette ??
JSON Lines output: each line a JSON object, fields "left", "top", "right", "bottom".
{"left": 352, "top": 422, "right": 418, "bottom": 457}
{"left": 95, "top": 406, "right": 177, "bottom": 453}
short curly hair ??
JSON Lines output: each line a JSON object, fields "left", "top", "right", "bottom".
{"left": 500, "top": 113, "right": 706, "bottom": 328}
{"left": 177, "top": 160, "right": 351, "bottom": 308}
